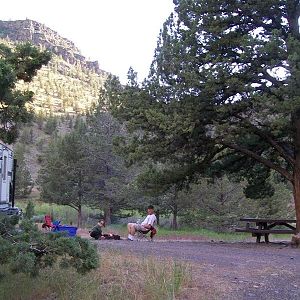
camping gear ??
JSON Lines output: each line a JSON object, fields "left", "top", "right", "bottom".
{"left": 102, "top": 233, "right": 121, "bottom": 240}
{"left": 53, "top": 225, "right": 77, "bottom": 237}
{"left": 136, "top": 226, "right": 157, "bottom": 241}
{"left": 42, "top": 215, "right": 53, "bottom": 229}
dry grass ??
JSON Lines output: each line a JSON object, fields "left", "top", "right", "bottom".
{"left": 0, "top": 250, "right": 193, "bottom": 300}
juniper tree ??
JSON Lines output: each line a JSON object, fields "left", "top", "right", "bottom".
{"left": 0, "top": 215, "right": 99, "bottom": 276}
{"left": 39, "top": 114, "right": 128, "bottom": 226}
{"left": 38, "top": 120, "right": 103, "bottom": 227}
{"left": 136, "top": 165, "right": 196, "bottom": 230}
{"left": 86, "top": 108, "right": 130, "bottom": 224}
{"left": 105, "top": 1, "right": 300, "bottom": 231}
{"left": 0, "top": 43, "right": 51, "bottom": 143}
{"left": 14, "top": 144, "right": 33, "bottom": 198}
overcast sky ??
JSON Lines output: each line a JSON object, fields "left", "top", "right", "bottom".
{"left": 0, "top": 0, "right": 174, "bottom": 82}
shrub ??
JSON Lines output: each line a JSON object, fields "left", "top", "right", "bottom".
{"left": 0, "top": 215, "right": 99, "bottom": 276}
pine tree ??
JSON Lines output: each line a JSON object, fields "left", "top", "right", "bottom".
{"left": 14, "top": 144, "right": 33, "bottom": 198}
{"left": 105, "top": 1, "right": 300, "bottom": 231}
{"left": 0, "top": 42, "right": 51, "bottom": 143}
{"left": 38, "top": 115, "right": 128, "bottom": 227}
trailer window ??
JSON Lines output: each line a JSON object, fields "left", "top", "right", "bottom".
{"left": 3, "top": 156, "right": 7, "bottom": 180}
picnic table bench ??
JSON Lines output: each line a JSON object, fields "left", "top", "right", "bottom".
{"left": 236, "top": 218, "right": 297, "bottom": 243}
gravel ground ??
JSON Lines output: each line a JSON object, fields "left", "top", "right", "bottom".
{"left": 96, "top": 240, "right": 300, "bottom": 300}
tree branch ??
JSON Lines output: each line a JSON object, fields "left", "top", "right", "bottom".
{"left": 222, "top": 141, "right": 293, "bottom": 182}
{"left": 233, "top": 115, "right": 295, "bottom": 166}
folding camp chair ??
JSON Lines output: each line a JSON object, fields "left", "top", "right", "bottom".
{"left": 136, "top": 226, "right": 157, "bottom": 242}
{"left": 42, "top": 215, "right": 53, "bottom": 230}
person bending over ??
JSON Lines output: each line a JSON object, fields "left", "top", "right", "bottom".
{"left": 127, "top": 205, "right": 157, "bottom": 241}
{"left": 90, "top": 219, "right": 105, "bottom": 240}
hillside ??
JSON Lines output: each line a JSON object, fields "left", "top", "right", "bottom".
{"left": 0, "top": 19, "right": 109, "bottom": 115}
{"left": 0, "top": 19, "right": 111, "bottom": 190}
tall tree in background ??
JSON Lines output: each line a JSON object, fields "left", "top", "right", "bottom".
{"left": 105, "top": 1, "right": 300, "bottom": 231}
{"left": 86, "top": 106, "right": 130, "bottom": 224}
{"left": 0, "top": 43, "right": 51, "bottom": 143}
{"left": 14, "top": 144, "right": 33, "bottom": 198}
{"left": 38, "top": 121, "right": 104, "bottom": 227}
{"left": 39, "top": 114, "right": 129, "bottom": 226}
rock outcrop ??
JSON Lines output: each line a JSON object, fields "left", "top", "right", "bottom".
{"left": 0, "top": 19, "right": 104, "bottom": 75}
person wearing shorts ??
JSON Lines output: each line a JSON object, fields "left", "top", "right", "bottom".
{"left": 127, "top": 205, "right": 157, "bottom": 241}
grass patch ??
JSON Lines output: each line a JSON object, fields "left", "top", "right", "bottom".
{"left": 107, "top": 224, "right": 249, "bottom": 242}
{"left": 157, "top": 227, "right": 249, "bottom": 241}
{"left": 16, "top": 200, "right": 102, "bottom": 227}
{"left": 0, "top": 250, "right": 192, "bottom": 300}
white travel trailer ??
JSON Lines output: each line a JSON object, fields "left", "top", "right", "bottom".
{"left": 0, "top": 141, "right": 16, "bottom": 212}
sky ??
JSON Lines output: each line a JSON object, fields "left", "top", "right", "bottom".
{"left": 0, "top": 0, "right": 174, "bottom": 82}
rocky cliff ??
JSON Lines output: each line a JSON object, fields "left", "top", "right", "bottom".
{"left": 0, "top": 19, "right": 104, "bottom": 75}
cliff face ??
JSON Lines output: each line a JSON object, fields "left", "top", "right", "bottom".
{"left": 0, "top": 19, "right": 103, "bottom": 75}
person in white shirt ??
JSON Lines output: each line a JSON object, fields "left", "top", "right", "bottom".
{"left": 127, "top": 205, "right": 157, "bottom": 241}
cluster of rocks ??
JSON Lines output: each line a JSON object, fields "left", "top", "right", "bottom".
{"left": 0, "top": 19, "right": 106, "bottom": 75}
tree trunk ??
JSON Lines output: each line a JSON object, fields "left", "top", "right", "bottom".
{"left": 171, "top": 204, "right": 178, "bottom": 230}
{"left": 293, "top": 113, "right": 300, "bottom": 233}
{"left": 156, "top": 209, "right": 160, "bottom": 226}
{"left": 77, "top": 204, "right": 82, "bottom": 228}
{"left": 293, "top": 171, "right": 300, "bottom": 233}
{"left": 104, "top": 204, "right": 112, "bottom": 225}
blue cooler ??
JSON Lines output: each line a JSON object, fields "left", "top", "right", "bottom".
{"left": 55, "top": 225, "right": 77, "bottom": 237}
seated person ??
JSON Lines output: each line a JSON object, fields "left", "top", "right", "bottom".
{"left": 90, "top": 219, "right": 105, "bottom": 240}
{"left": 127, "top": 205, "right": 157, "bottom": 241}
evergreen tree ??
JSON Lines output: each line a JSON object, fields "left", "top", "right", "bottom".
{"left": 0, "top": 43, "right": 98, "bottom": 276}
{"left": 38, "top": 114, "right": 128, "bottom": 227}
{"left": 86, "top": 109, "right": 130, "bottom": 224}
{"left": 24, "top": 201, "right": 35, "bottom": 220}
{"left": 105, "top": 1, "right": 300, "bottom": 232}
{"left": 136, "top": 165, "right": 195, "bottom": 230}
{"left": 0, "top": 43, "right": 51, "bottom": 143}
{"left": 14, "top": 144, "right": 33, "bottom": 198}
{"left": 39, "top": 122, "right": 99, "bottom": 227}
{"left": 44, "top": 116, "right": 58, "bottom": 135}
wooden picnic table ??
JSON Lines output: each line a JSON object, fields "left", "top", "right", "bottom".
{"left": 236, "top": 218, "right": 297, "bottom": 243}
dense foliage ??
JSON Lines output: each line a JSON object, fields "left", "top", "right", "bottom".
{"left": 0, "top": 215, "right": 99, "bottom": 276}
{"left": 0, "top": 42, "right": 51, "bottom": 143}
{"left": 38, "top": 114, "right": 129, "bottom": 226}
{"left": 14, "top": 144, "right": 33, "bottom": 198}
{"left": 104, "top": 0, "right": 300, "bottom": 231}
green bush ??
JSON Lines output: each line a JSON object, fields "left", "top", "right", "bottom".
{"left": 24, "top": 201, "right": 35, "bottom": 219}
{"left": 0, "top": 215, "right": 99, "bottom": 276}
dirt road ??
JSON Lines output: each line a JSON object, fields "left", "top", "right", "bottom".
{"left": 96, "top": 240, "right": 300, "bottom": 300}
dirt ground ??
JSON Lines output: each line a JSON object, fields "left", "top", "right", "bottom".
{"left": 95, "top": 239, "right": 300, "bottom": 300}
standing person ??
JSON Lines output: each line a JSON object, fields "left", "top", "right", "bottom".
{"left": 90, "top": 219, "right": 105, "bottom": 240}
{"left": 127, "top": 205, "right": 157, "bottom": 241}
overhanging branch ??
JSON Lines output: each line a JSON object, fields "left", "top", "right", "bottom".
{"left": 222, "top": 141, "right": 293, "bottom": 182}
{"left": 234, "top": 115, "right": 295, "bottom": 166}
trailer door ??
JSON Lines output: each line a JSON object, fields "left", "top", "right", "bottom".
{"left": 1, "top": 148, "right": 9, "bottom": 203}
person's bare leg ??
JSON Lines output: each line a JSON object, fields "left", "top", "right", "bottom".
{"left": 127, "top": 223, "right": 136, "bottom": 240}
{"left": 131, "top": 226, "right": 136, "bottom": 236}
